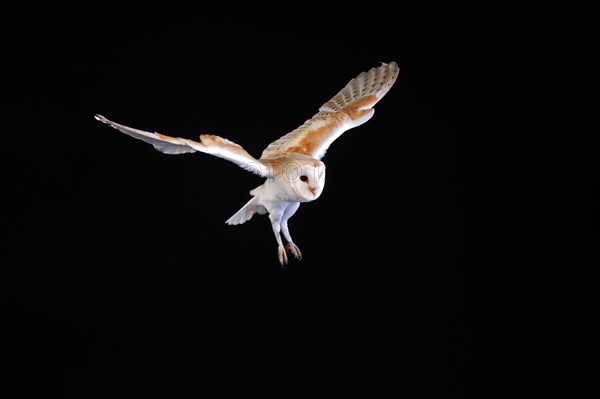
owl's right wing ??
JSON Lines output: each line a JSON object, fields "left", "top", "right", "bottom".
{"left": 260, "top": 61, "right": 399, "bottom": 161}
{"left": 95, "top": 115, "right": 272, "bottom": 177}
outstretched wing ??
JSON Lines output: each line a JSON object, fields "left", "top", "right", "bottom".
{"left": 95, "top": 115, "right": 271, "bottom": 177}
{"left": 260, "top": 62, "right": 399, "bottom": 161}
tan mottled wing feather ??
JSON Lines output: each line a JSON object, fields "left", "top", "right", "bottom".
{"left": 260, "top": 62, "right": 399, "bottom": 160}
{"left": 95, "top": 115, "right": 270, "bottom": 177}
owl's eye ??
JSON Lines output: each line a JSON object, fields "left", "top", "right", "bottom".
{"left": 300, "top": 175, "right": 308, "bottom": 182}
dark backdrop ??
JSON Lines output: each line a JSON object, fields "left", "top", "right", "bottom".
{"left": 4, "top": 6, "right": 569, "bottom": 398}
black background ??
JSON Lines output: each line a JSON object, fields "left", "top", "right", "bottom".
{"left": 3, "top": 5, "right": 590, "bottom": 398}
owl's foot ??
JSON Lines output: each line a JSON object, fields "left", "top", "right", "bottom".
{"left": 278, "top": 245, "right": 288, "bottom": 266}
{"left": 285, "top": 242, "right": 302, "bottom": 261}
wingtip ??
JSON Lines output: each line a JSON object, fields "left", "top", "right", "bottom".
{"left": 95, "top": 114, "right": 114, "bottom": 127}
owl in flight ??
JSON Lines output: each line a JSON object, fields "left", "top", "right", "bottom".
{"left": 96, "top": 61, "right": 399, "bottom": 266}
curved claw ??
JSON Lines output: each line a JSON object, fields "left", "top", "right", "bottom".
{"left": 285, "top": 242, "right": 302, "bottom": 261}
{"left": 278, "top": 245, "right": 288, "bottom": 266}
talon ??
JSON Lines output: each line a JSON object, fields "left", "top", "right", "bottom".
{"left": 278, "top": 245, "right": 288, "bottom": 266}
{"left": 285, "top": 242, "right": 302, "bottom": 261}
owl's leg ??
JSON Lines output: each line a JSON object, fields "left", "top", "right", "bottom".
{"left": 281, "top": 203, "right": 302, "bottom": 261}
{"left": 268, "top": 211, "right": 288, "bottom": 266}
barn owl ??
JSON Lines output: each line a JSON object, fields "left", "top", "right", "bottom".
{"left": 96, "top": 62, "right": 399, "bottom": 266}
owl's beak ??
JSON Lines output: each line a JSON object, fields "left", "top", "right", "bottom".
{"left": 309, "top": 186, "right": 318, "bottom": 196}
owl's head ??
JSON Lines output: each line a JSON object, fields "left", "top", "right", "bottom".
{"left": 284, "top": 159, "right": 326, "bottom": 202}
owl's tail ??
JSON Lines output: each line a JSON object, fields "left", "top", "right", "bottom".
{"left": 225, "top": 187, "right": 267, "bottom": 225}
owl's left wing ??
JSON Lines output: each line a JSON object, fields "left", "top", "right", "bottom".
{"left": 260, "top": 62, "right": 399, "bottom": 161}
{"left": 95, "top": 115, "right": 271, "bottom": 177}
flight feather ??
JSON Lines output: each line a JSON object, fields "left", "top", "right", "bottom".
{"left": 95, "top": 114, "right": 270, "bottom": 177}
{"left": 260, "top": 61, "right": 399, "bottom": 160}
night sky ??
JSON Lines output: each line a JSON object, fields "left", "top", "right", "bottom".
{"left": 5, "top": 6, "right": 582, "bottom": 398}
